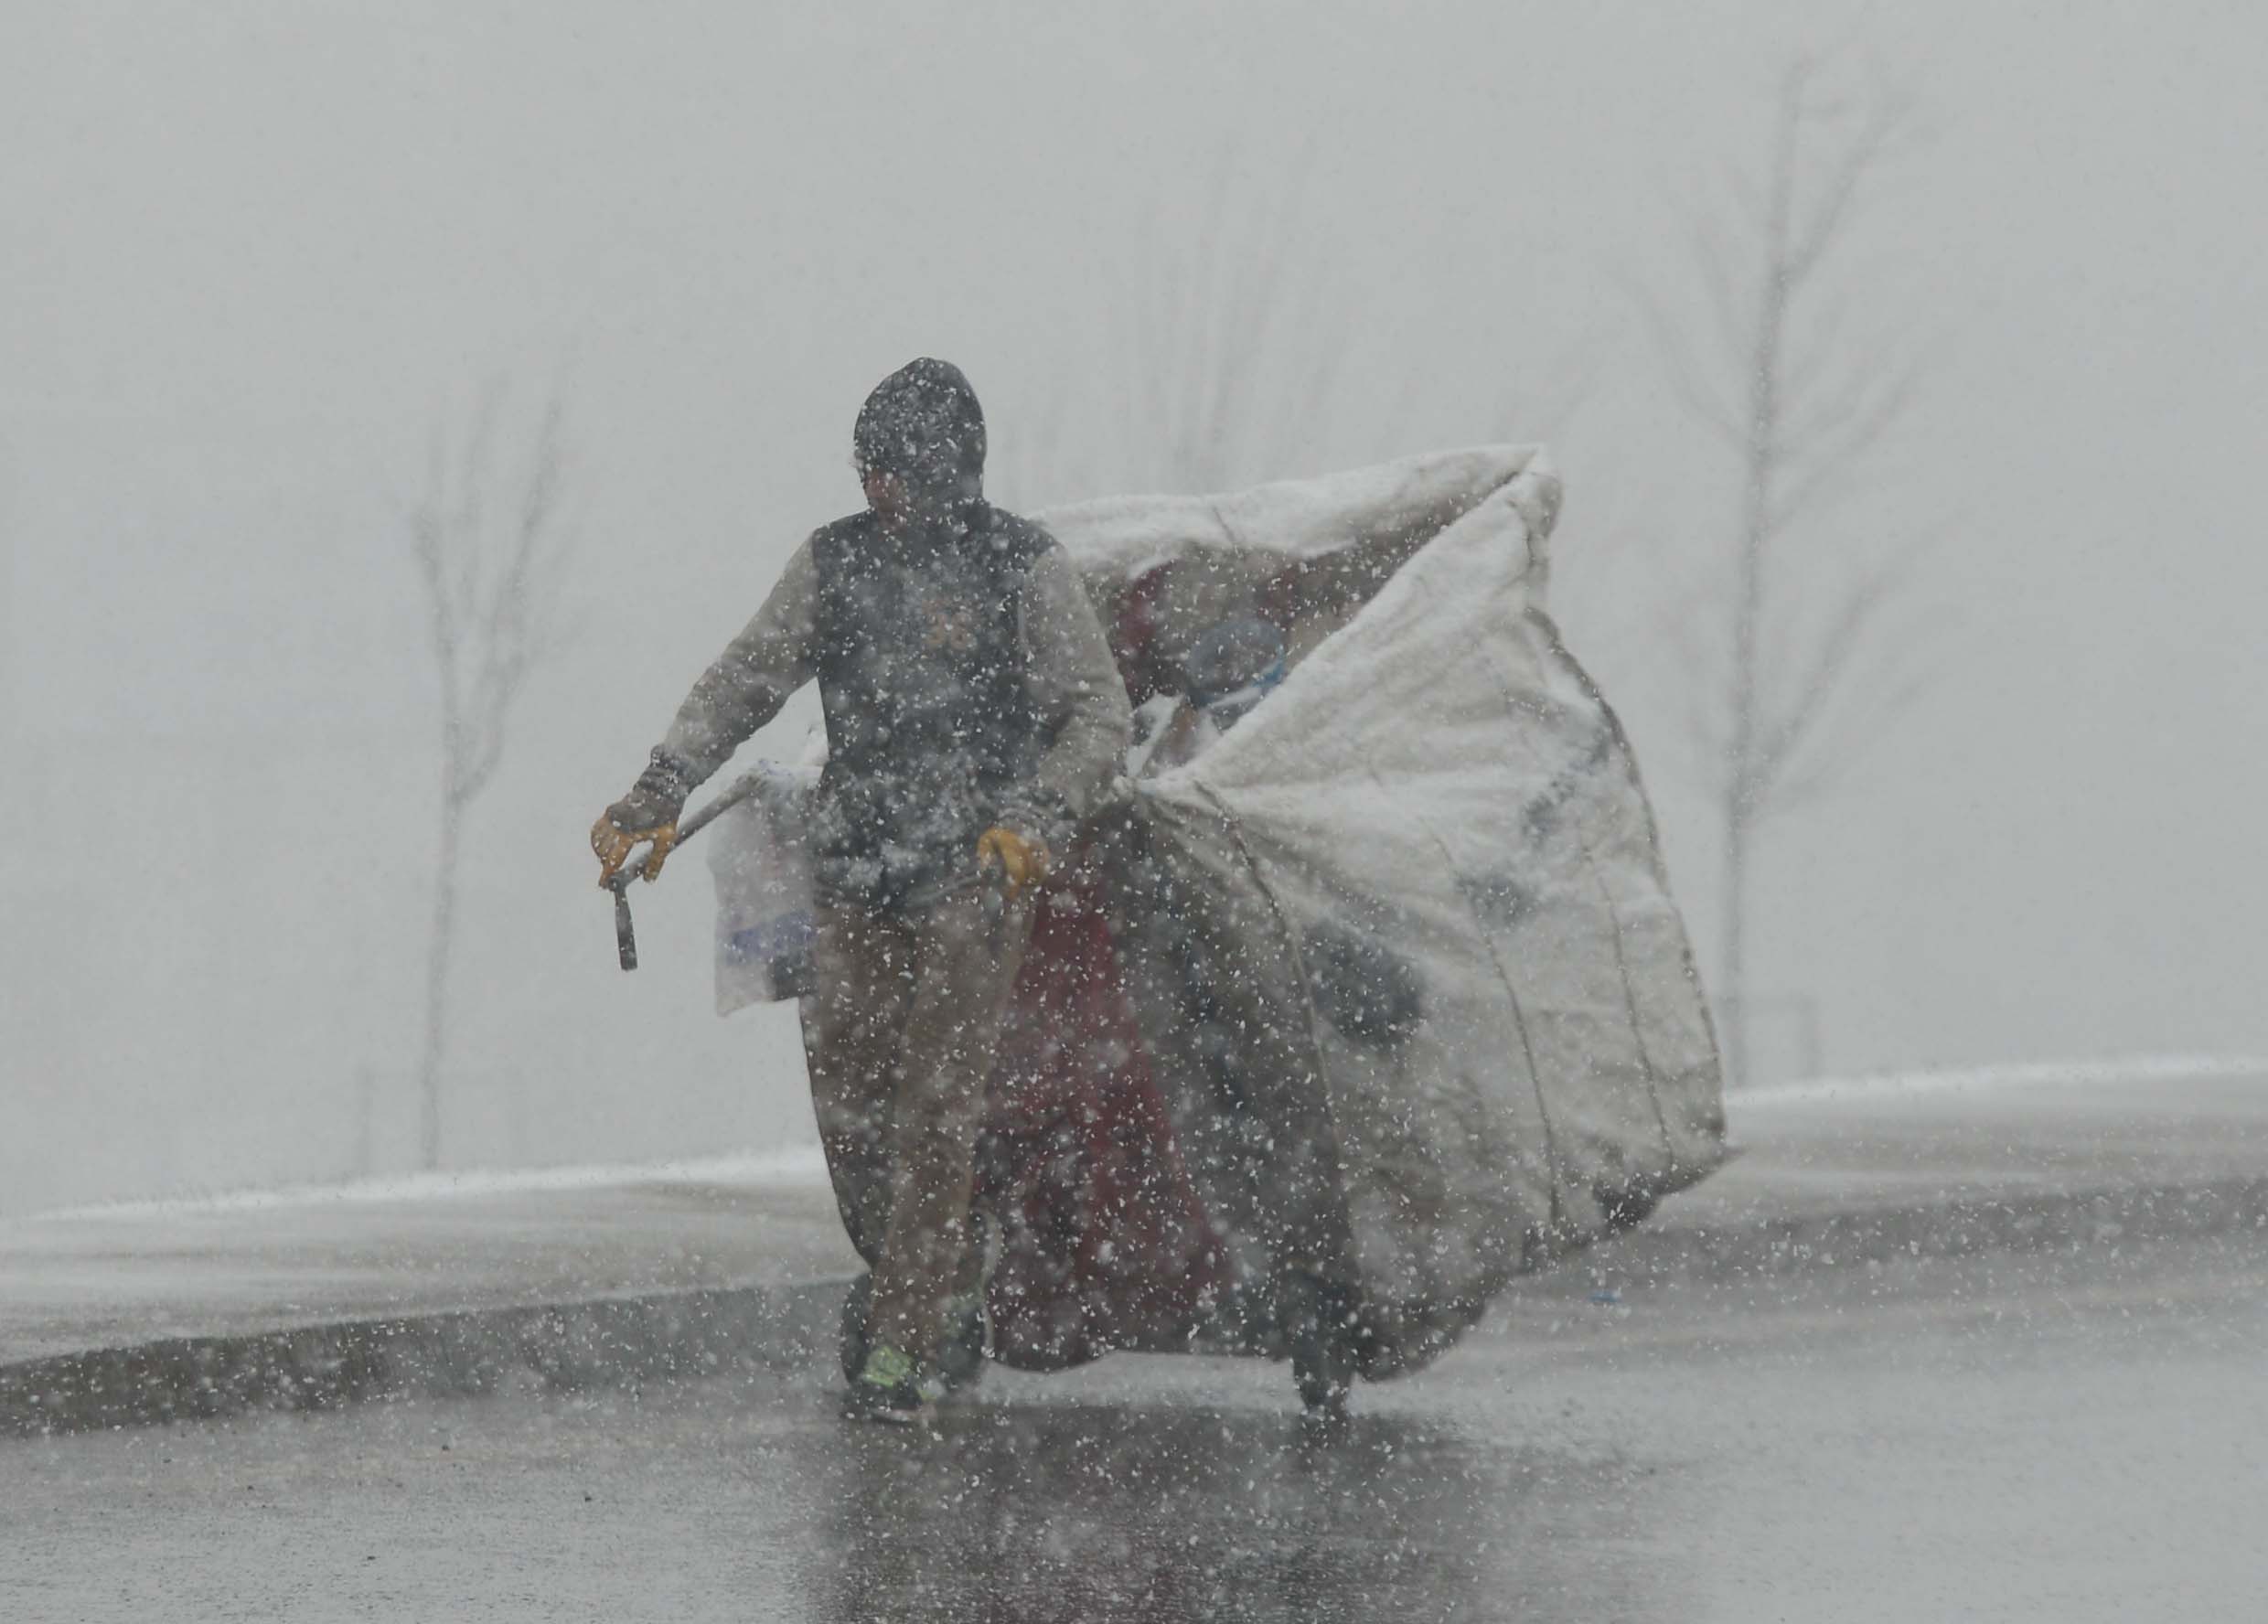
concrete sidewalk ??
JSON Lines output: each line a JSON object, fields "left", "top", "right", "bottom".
{"left": 1542, "top": 1062, "right": 2268, "bottom": 1308}
{"left": 0, "top": 1153, "right": 861, "bottom": 1437}
{"left": 5, "top": 1067, "right": 2262, "bottom": 1437}
{"left": 1676, "top": 1061, "right": 2268, "bottom": 1225}
{"left": 0, "top": 1152, "right": 856, "bottom": 1367}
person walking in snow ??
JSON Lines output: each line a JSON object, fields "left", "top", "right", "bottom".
{"left": 592, "top": 358, "right": 1132, "bottom": 1423}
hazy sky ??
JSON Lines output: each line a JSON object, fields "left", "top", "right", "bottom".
{"left": 5, "top": 1, "right": 2264, "bottom": 1207}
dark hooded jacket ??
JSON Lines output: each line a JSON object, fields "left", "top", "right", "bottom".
{"left": 648, "top": 359, "right": 1131, "bottom": 910}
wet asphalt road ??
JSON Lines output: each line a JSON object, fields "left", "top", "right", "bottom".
{"left": 7, "top": 1212, "right": 2264, "bottom": 1622}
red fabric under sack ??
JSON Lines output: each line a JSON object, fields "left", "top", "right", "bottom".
{"left": 979, "top": 862, "right": 1231, "bottom": 1370}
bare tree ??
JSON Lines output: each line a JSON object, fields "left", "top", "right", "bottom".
{"left": 994, "top": 163, "right": 1361, "bottom": 516}
{"left": 1100, "top": 158, "right": 1359, "bottom": 498}
{"left": 1644, "top": 59, "right": 1931, "bottom": 1085}
{"left": 1011, "top": 152, "right": 1587, "bottom": 512}
{"left": 407, "top": 384, "right": 575, "bottom": 1168}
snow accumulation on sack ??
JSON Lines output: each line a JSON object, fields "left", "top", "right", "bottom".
{"left": 1039, "top": 445, "right": 1726, "bottom": 1375}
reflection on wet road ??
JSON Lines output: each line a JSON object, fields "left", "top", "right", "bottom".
{"left": 813, "top": 1401, "right": 1662, "bottom": 1623}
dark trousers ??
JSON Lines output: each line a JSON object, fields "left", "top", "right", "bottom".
{"left": 804, "top": 888, "right": 1031, "bottom": 1365}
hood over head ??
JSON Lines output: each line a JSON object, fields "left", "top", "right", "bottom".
{"left": 853, "top": 357, "right": 987, "bottom": 509}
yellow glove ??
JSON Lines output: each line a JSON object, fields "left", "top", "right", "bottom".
{"left": 591, "top": 809, "right": 678, "bottom": 888}
{"left": 594, "top": 753, "right": 693, "bottom": 888}
{"left": 976, "top": 826, "right": 1051, "bottom": 903}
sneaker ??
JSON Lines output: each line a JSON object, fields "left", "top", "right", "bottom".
{"left": 840, "top": 1343, "right": 936, "bottom": 1427}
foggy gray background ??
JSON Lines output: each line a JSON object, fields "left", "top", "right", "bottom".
{"left": 5, "top": 1, "right": 2263, "bottom": 1213}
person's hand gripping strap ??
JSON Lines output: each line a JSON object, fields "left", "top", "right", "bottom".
{"left": 975, "top": 825, "right": 1051, "bottom": 903}
{"left": 592, "top": 752, "right": 693, "bottom": 887}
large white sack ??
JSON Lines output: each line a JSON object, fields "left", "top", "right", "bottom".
{"left": 1043, "top": 448, "right": 1725, "bottom": 1373}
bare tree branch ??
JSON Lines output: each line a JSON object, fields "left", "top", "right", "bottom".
{"left": 1747, "top": 549, "right": 1914, "bottom": 799}
{"left": 1775, "top": 337, "right": 1917, "bottom": 465}
{"left": 1636, "top": 58, "right": 1935, "bottom": 1086}
{"left": 1768, "top": 653, "right": 1935, "bottom": 811}
{"left": 1687, "top": 217, "right": 1754, "bottom": 368}
{"left": 1633, "top": 286, "right": 1747, "bottom": 450}
{"left": 1765, "top": 364, "right": 1919, "bottom": 540}
{"left": 407, "top": 379, "right": 579, "bottom": 1169}
{"left": 1781, "top": 72, "right": 1912, "bottom": 293}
